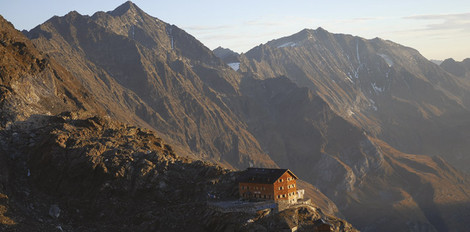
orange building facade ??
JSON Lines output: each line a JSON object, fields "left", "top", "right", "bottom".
{"left": 239, "top": 168, "right": 299, "bottom": 203}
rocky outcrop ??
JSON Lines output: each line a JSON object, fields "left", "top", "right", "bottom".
{"left": 0, "top": 16, "right": 104, "bottom": 128}
{"left": 213, "top": 46, "right": 240, "bottom": 64}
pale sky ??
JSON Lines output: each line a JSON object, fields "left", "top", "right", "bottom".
{"left": 1, "top": 0, "right": 469, "bottom": 60}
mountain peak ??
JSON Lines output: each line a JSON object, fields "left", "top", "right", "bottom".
{"left": 109, "top": 1, "right": 142, "bottom": 16}
{"left": 315, "top": 27, "right": 328, "bottom": 33}
{"left": 63, "top": 10, "right": 84, "bottom": 20}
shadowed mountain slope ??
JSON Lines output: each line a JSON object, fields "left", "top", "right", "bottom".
{"left": 236, "top": 76, "right": 470, "bottom": 231}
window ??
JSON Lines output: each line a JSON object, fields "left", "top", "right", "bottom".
{"left": 277, "top": 195, "right": 280, "bottom": 199}
{"left": 262, "top": 187, "right": 265, "bottom": 190}
{"left": 247, "top": 186, "right": 249, "bottom": 190}
{"left": 279, "top": 179, "right": 283, "bottom": 182}
{"left": 279, "top": 186, "right": 284, "bottom": 190}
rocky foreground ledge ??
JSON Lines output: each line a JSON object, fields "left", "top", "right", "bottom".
{"left": 0, "top": 112, "right": 356, "bottom": 231}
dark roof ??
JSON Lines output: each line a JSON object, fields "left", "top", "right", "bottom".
{"left": 238, "top": 168, "right": 298, "bottom": 184}
{"left": 315, "top": 219, "right": 333, "bottom": 227}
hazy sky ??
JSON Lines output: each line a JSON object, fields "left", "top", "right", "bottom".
{"left": 1, "top": 0, "right": 469, "bottom": 60}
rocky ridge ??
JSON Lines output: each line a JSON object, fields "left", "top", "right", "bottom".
{"left": 440, "top": 58, "right": 470, "bottom": 78}
{"left": 213, "top": 46, "right": 240, "bottom": 64}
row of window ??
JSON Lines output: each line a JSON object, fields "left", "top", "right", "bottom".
{"left": 240, "top": 186, "right": 266, "bottom": 190}
{"left": 278, "top": 184, "right": 295, "bottom": 191}
{"left": 276, "top": 192, "right": 297, "bottom": 199}
{"left": 242, "top": 193, "right": 272, "bottom": 199}
{"left": 279, "top": 177, "right": 294, "bottom": 183}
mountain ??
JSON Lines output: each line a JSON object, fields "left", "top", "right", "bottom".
{"left": 2, "top": 2, "right": 469, "bottom": 231}
{"left": 213, "top": 46, "right": 240, "bottom": 66}
{"left": 440, "top": 58, "right": 470, "bottom": 78}
{"left": 25, "top": 1, "right": 276, "bottom": 169}
{"left": 237, "top": 76, "right": 470, "bottom": 231}
{"left": 238, "top": 28, "right": 470, "bottom": 173}
{"left": 0, "top": 15, "right": 104, "bottom": 127}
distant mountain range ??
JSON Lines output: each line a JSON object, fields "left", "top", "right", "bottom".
{"left": 1, "top": 1, "right": 470, "bottom": 231}
{"left": 440, "top": 58, "right": 470, "bottom": 78}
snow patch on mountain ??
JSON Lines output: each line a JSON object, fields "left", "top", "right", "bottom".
{"left": 227, "top": 62, "right": 240, "bottom": 71}
{"left": 378, "top": 53, "right": 394, "bottom": 67}
{"left": 369, "top": 99, "right": 378, "bottom": 111}
{"left": 371, "top": 83, "right": 384, "bottom": 93}
{"left": 278, "top": 41, "right": 297, "bottom": 48}
{"left": 356, "top": 41, "right": 361, "bottom": 63}
{"left": 346, "top": 73, "right": 354, "bottom": 83}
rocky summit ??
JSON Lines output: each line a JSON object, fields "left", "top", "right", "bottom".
{"left": 1, "top": 1, "right": 470, "bottom": 231}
